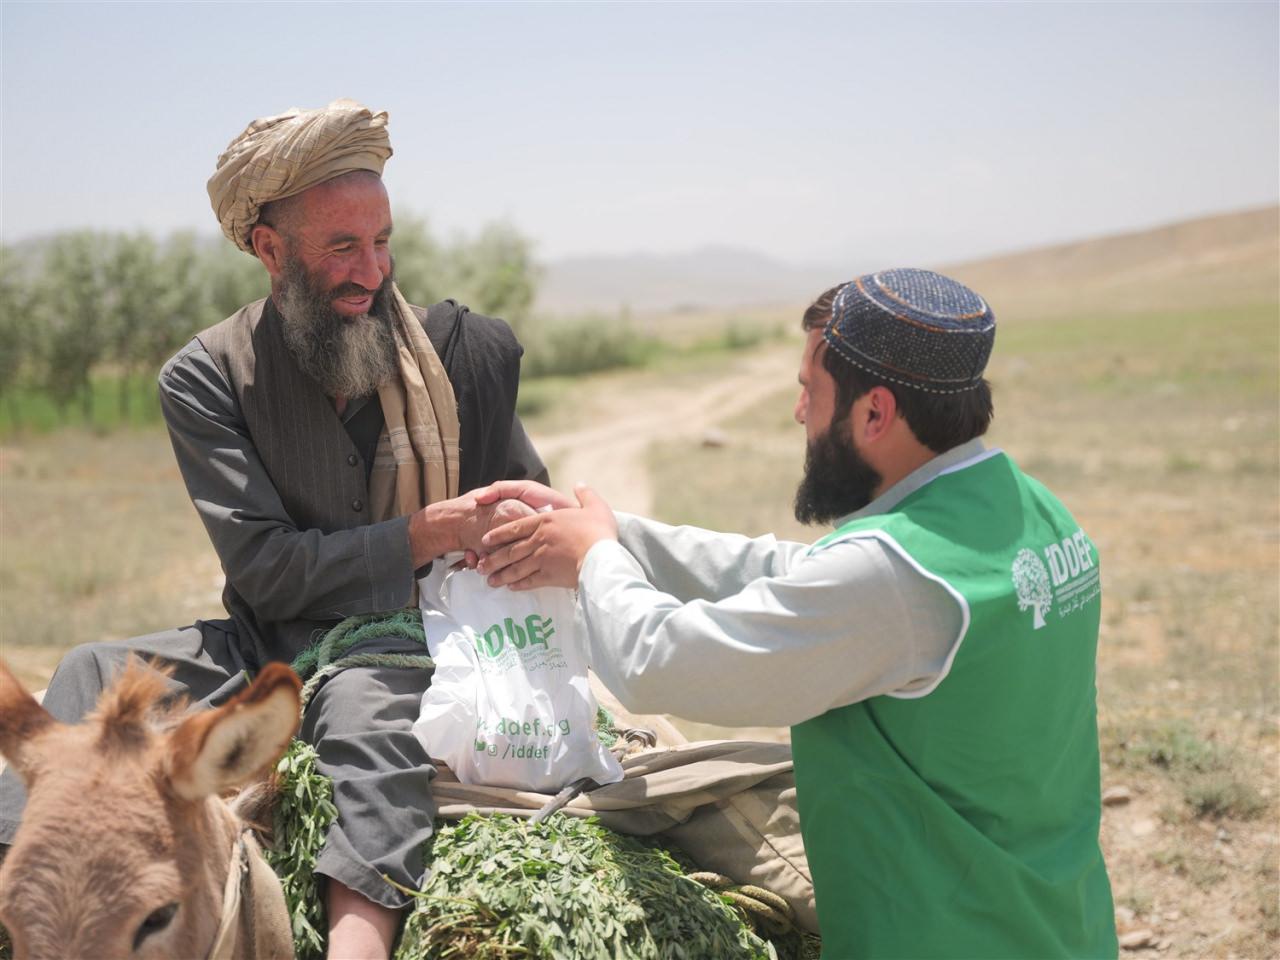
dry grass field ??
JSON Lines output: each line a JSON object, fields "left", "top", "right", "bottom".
{"left": 1, "top": 208, "right": 1276, "bottom": 957}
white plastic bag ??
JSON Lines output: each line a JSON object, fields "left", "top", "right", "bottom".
{"left": 412, "top": 559, "right": 623, "bottom": 793}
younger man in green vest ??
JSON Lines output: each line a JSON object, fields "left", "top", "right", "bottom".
{"left": 474, "top": 269, "right": 1118, "bottom": 959}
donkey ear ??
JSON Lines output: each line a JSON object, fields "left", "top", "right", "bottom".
{"left": 165, "top": 663, "right": 302, "bottom": 802}
{"left": 0, "top": 660, "right": 62, "bottom": 786}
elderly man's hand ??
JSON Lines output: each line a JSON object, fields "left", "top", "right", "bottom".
{"left": 477, "top": 484, "right": 617, "bottom": 590}
{"left": 409, "top": 494, "right": 537, "bottom": 568}
{"left": 457, "top": 497, "right": 538, "bottom": 557}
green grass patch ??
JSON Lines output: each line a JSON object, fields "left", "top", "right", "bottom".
{"left": 1181, "top": 778, "right": 1267, "bottom": 821}
{"left": 0, "top": 372, "right": 163, "bottom": 437}
{"left": 1108, "top": 719, "right": 1220, "bottom": 772}
{"left": 1151, "top": 847, "right": 1229, "bottom": 891}
{"left": 1116, "top": 887, "right": 1154, "bottom": 917}
{"left": 994, "top": 303, "right": 1279, "bottom": 400}
{"left": 684, "top": 320, "right": 789, "bottom": 355}
{"left": 648, "top": 442, "right": 810, "bottom": 542}
{"left": 1164, "top": 452, "right": 1204, "bottom": 475}
{"left": 1103, "top": 718, "right": 1268, "bottom": 821}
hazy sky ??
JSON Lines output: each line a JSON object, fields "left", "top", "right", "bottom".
{"left": 2, "top": 1, "right": 1276, "bottom": 267}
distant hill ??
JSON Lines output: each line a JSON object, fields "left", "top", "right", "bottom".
{"left": 535, "top": 206, "right": 1279, "bottom": 320}
{"left": 938, "top": 205, "right": 1279, "bottom": 320}
{"left": 534, "top": 245, "right": 839, "bottom": 317}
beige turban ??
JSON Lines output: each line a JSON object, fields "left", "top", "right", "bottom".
{"left": 208, "top": 98, "right": 393, "bottom": 252}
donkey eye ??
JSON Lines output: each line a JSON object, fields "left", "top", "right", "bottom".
{"left": 133, "top": 902, "right": 178, "bottom": 949}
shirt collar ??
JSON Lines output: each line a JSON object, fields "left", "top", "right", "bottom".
{"left": 340, "top": 393, "right": 375, "bottom": 424}
{"left": 833, "top": 437, "right": 989, "bottom": 525}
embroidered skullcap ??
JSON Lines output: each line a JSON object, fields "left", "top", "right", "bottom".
{"left": 825, "top": 269, "right": 995, "bottom": 394}
{"left": 208, "top": 98, "right": 392, "bottom": 252}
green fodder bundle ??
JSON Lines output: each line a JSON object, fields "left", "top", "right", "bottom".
{"left": 397, "top": 813, "right": 777, "bottom": 960}
{"left": 270, "top": 741, "right": 818, "bottom": 960}
{"left": 264, "top": 740, "right": 337, "bottom": 959}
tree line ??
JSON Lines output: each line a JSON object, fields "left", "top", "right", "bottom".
{"left": 0, "top": 213, "right": 537, "bottom": 429}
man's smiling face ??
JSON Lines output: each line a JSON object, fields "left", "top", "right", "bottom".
{"left": 278, "top": 172, "right": 393, "bottom": 317}
{"left": 260, "top": 171, "right": 400, "bottom": 399}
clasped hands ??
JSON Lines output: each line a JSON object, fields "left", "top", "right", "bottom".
{"left": 459, "top": 481, "right": 618, "bottom": 591}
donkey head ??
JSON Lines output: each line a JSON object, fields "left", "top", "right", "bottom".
{"left": 0, "top": 659, "right": 300, "bottom": 959}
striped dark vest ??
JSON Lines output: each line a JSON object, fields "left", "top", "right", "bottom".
{"left": 197, "top": 297, "right": 523, "bottom": 665}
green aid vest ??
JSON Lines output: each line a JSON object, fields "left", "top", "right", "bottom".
{"left": 792, "top": 449, "right": 1116, "bottom": 960}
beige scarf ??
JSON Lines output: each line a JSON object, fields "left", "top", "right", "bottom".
{"left": 369, "top": 284, "right": 460, "bottom": 521}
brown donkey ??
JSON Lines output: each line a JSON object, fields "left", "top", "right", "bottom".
{"left": 0, "top": 660, "right": 300, "bottom": 959}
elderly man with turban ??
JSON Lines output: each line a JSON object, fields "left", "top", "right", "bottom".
{"left": 0, "top": 100, "right": 547, "bottom": 957}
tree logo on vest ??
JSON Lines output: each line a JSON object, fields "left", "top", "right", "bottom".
{"left": 1012, "top": 549, "right": 1053, "bottom": 629}
{"left": 1012, "top": 528, "right": 1101, "bottom": 630}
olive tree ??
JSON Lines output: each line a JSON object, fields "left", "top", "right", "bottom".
{"left": 37, "top": 231, "right": 112, "bottom": 421}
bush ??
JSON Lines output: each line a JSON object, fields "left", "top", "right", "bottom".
{"left": 520, "top": 317, "right": 656, "bottom": 379}
{"left": 1183, "top": 776, "right": 1267, "bottom": 821}
{"left": 515, "top": 378, "right": 564, "bottom": 418}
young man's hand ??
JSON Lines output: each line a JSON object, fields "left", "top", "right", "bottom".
{"left": 477, "top": 484, "right": 617, "bottom": 590}
{"left": 473, "top": 479, "right": 576, "bottom": 513}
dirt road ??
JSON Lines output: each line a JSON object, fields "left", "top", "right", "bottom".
{"left": 528, "top": 343, "right": 797, "bottom": 516}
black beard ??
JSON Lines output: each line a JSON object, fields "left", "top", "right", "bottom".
{"left": 793, "top": 420, "right": 883, "bottom": 525}
{"left": 274, "top": 257, "right": 398, "bottom": 399}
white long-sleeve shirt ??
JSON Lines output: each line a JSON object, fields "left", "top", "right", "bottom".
{"left": 577, "top": 440, "right": 988, "bottom": 728}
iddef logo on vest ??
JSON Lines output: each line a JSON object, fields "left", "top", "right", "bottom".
{"left": 1012, "top": 529, "right": 1100, "bottom": 630}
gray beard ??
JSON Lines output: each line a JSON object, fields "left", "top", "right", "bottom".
{"left": 275, "top": 258, "right": 398, "bottom": 400}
